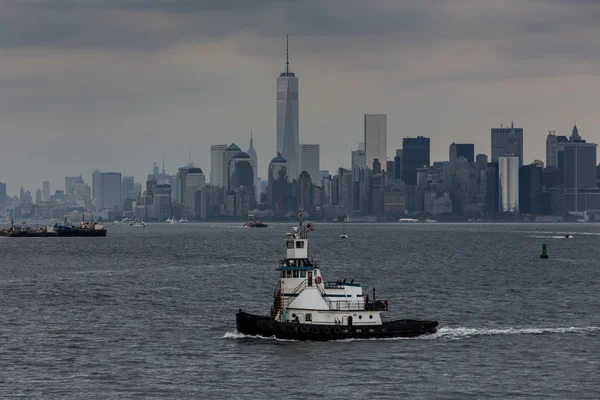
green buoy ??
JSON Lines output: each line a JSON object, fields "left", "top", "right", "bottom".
{"left": 540, "top": 243, "right": 548, "bottom": 259}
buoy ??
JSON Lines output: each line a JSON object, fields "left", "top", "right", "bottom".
{"left": 540, "top": 243, "right": 548, "bottom": 259}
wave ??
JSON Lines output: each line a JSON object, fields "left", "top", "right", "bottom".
{"left": 223, "top": 326, "right": 600, "bottom": 342}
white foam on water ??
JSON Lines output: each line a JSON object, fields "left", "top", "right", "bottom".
{"left": 432, "top": 326, "right": 600, "bottom": 340}
{"left": 222, "top": 331, "right": 297, "bottom": 341}
{"left": 224, "top": 326, "right": 600, "bottom": 342}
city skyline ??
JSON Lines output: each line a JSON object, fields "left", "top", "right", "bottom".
{"left": 2, "top": 1, "right": 600, "bottom": 192}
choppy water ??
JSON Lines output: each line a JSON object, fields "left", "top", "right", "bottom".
{"left": 0, "top": 222, "right": 598, "bottom": 399}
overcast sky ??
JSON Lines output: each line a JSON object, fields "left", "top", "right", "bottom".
{"left": 1, "top": 0, "right": 599, "bottom": 193}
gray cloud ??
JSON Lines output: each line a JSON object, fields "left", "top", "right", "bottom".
{"left": 1, "top": 0, "right": 600, "bottom": 192}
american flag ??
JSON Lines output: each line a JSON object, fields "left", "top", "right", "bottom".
{"left": 306, "top": 223, "right": 314, "bottom": 232}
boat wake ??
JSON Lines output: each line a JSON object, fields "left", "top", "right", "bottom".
{"left": 528, "top": 235, "right": 574, "bottom": 239}
{"left": 223, "top": 326, "right": 600, "bottom": 342}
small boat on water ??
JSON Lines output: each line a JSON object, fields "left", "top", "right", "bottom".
{"left": 236, "top": 214, "right": 438, "bottom": 340}
{"left": 178, "top": 218, "right": 189, "bottom": 223}
{"left": 166, "top": 216, "right": 177, "bottom": 224}
{"left": 340, "top": 221, "right": 348, "bottom": 239}
{"left": 244, "top": 214, "right": 267, "bottom": 228}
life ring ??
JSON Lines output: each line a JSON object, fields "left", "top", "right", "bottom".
{"left": 315, "top": 276, "right": 322, "bottom": 284}
{"left": 299, "top": 325, "right": 309, "bottom": 333}
{"left": 323, "top": 327, "right": 331, "bottom": 335}
{"left": 333, "top": 326, "right": 342, "bottom": 335}
{"left": 311, "top": 326, "right": 320, "bottom": 335}
{"left": 286, "top": 325, "right": 297, "bottom": 333}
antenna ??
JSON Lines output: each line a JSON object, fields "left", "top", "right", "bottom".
{"left": 286, "top": 34, "right": 290, "bottom": 74}
{"left": 162, "top": 152, "right": 165, "bottom": 175}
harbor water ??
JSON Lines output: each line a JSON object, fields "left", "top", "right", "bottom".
{"left": 0, "top": 222, "right": 598, "bottom": 399}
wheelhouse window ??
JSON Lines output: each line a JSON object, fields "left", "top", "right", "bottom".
{"left": 300, "top": 271, "right": 306, "bottom": 277}
{"left": 293, "top": 270, "right": 299, "bottom": 278}
{"left": 281, "top": 271, "right": 285, "bottom": 278}
{"left": 295, "top": 241, "right": 304, "bottom": 249}
{"left": 286, "top": 271, "right": 292, "bottom": 278}
{"left": 305, "top": 313, "right": 312, "bottom": 322}
{"left": 286, "top": 241, "right": 294, "bottom": 249}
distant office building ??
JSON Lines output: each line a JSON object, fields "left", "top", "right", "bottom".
{"left": 92, "top": 170, "right": 102, "bottom": 203}
{"left": 277, "top": 36, "right": 300, "bottom": 180}
{"left": 246, "top": 132, "right": 259, "bottom": 201}
{"left": 499, "top": 156, "right": 519, "bottom": 213}
{"left": 222, "top": 144, "right": 241, "bottom": 189}
{"left": 394, "top": 149, "right": 402, "bottom": 180}
{"left": 491, "top": 121, "right": 524, "bottom": 166}
{"left": 519, "top": 163, "right": 544, "bottom": 214}
{"left": 546, "top": 131, "right": 558, "bottom": 168}
{"left": 179, "top": 167, "right": 206, "bottom": 219}
{"left": 450, "top": 143, "right": 474, "bottom": 164}
{"left": 299, "top": 144, "right": 320, "bottom": 185}
{"left": 402, "top": 136, "right": 431, "bottom": 186}
{"left": 352, "top": 149, "right": 366, "bottom": 170}
{"left": 122, "top": 176, "right": 135, "bottom": 199}
{"left": 42, "top": 181, "right": 50, "bottom": 202}
{"left": 153, "top": 162, "right": 159, "bottom": 179}
{"left": 100, "top": 172, "right": 122, "bottom": 210}
{"left": 563, "top": 141, "right": 597, "bottom": 212}
{"left": 210, "top": 144, "right": 227, "bottom": 186}
{"left": 0, "top": 182, "right": 6, "bottom": 206}
{"left": 364, "top": 114, "right": 387, "bottom": 171}
{"left": 35, "top": 189, "right": 42, "bottom": 203}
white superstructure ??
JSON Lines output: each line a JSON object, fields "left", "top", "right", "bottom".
{"left": 271, "top": 215, "right": 388, "bottom": 326}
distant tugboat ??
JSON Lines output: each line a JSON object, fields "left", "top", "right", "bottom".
{"left": 236, "top": 214, "right": 438, "bottom": 340}
{"left": 244, "top": 214, "right": 267, "bottom": 228}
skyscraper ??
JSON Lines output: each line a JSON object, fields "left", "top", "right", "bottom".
{"left": 299, "top": 144, "right": 320, "bottom": 185}
{"left": 210, "top": 144, "right": 227, "bottom": 186}
{"left": 100, "top": 172, "right": 122, "bottom": 210}
{"left": 42, "top": 181, "right": 50, "bottom": 202}
{"left": 246, "top": 131, "right": 259, "bottom": 199}
{"left": 563, "top": 141, "right": 597, "bottom": 212}
{"left": 0, "top": 182, "right": 6, "bottom": 206}
{"left": 364, "top": 114, "right": 387, "bottom": 171}
{"left": 276, "top": 36, "right": 300, "bottom": 181}
{"left": 546, "top": 131, "right": 558, "bottom": 168}
{"left": 402, "top": 136, "right": 430, "bottom": 185}
{"left": 491, "top": 121, "right": 524, "bottom": 167}
{"left": 223, "top": 144, "right": 241, "bottom": 190}
{"left": 499, "top": 156, "right": 519, "bottom": 213}
{"left": 449, "top": 143, "right": 475, "bottom": 164}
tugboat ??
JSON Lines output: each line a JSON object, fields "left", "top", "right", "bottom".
{"left": 243, "top": 213, "right": 267, "bottom": 228}
{"left": 236, "top": 214, "right": 438, "bottom": 340}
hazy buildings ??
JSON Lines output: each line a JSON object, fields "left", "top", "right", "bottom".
{"left": 42, "top": 181, "right": 50, "bottom": 202}
{"left": 499, "top": 156, "right": 519, "bottom": 213}
{"left": 519, "top": 163, "right": 544, "bottom": 214}
{"left": 364, "top": 114, "right": 387, "bottom": 171}
{"left": 299, "top": 144, "right": 320, "bottom": 184}
{"left": 178, "top": 167, "right": 206, "bottom": 219}
{"left": 352, "top": 149, "right": 366, "bottom": 170}
{"left": 491, "top": 122, "right": 524, "bottom": 167}
{"left": 277, "top": 37, "right": 300, "bottom": 181}
{"left": 65, "top": 176, "right": 83, "bottom": 195}
{"left": 35, "top": 189, "right": 42, "bottom": 203}
{"left": 228, "top": 152, "right": 254, "bottom": 191}
{"left": 402, "top": 136, "right": 431, "bottom": 186}
{"left": 210, "top": 144, "right": 227, "bottom": 186}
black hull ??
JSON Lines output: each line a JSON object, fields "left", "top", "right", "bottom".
{"left": 236, "top": 311, "right": 438, "bottom": 341}
{"left": 0, "top": 231, "right": 57, "bottom": 237}
{"left": 56, "top": 229, "right": 107, "bottom": 237}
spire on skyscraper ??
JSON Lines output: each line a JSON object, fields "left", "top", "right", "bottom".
{"left": 250, "top": 129, "right": 253, "bottom": 149}
{"left": 286, "top": 34, "right": 290, "bottom": 74}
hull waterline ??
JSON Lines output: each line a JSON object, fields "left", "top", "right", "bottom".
{"left": 236, "top": 311, "right": 438, "bottom": 341}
